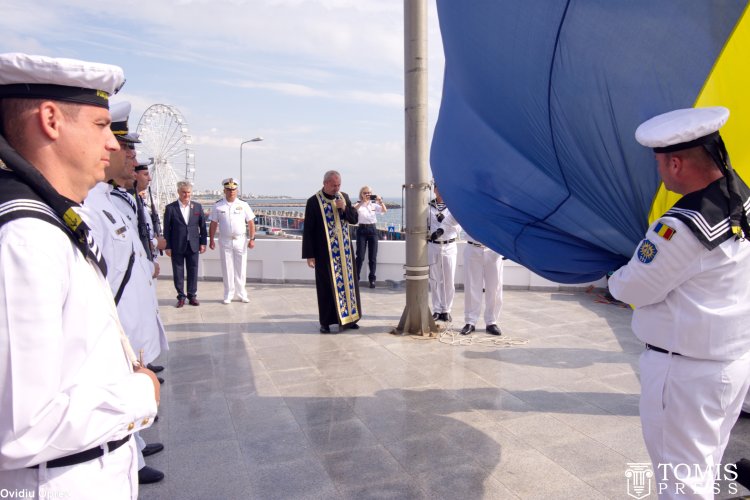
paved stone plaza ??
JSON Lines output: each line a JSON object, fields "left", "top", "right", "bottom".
{"left": 139, "top": 280, "right": 750, "bottom": 499}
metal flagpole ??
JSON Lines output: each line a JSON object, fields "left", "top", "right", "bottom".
{"left": 396, "top": 0, "right": 437, "bottom": 335}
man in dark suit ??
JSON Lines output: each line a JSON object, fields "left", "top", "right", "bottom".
{"left": 163, "top": 181, "right": 207, "bottom": 307}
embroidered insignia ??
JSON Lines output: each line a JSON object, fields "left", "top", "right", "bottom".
{"left": 102, "top": 210, "right": 116, "bottom": 224}
{"left": 654, "top": 222, "right": 676, "bottom": 241}
{"left": 115, "top": 226, "right": 127, "bottom": 235}
{"left": 637, "top": 239, "right": 658, "bottom": 264}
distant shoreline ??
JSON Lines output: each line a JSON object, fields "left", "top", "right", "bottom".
{"left": 193, "top": 195, "right": 401, "bottom": 209}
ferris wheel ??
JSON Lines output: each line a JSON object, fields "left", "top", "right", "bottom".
{"left": 135, "top": 104, "right": 195, "bottom": 216}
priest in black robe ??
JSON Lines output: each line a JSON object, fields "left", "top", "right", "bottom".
{"left": 302, "top": 170, "right": 362, "bottom": 333}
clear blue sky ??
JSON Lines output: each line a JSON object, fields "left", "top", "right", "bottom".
{"left": 1, "top": 0, "right": 445, "bottom": 197}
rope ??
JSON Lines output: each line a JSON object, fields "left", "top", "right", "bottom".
{"left": 408, "top": 321, "right": 529, "bottom": 348}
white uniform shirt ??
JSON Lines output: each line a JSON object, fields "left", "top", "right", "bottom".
{"left": 428, "top": 202, "right": 461, "bottom": 241}
{"left": 0, "top": 216, "right": 156, "bottom": 470}
{"left": 83, "top": 183, "right": 167, "bottom": 364}
{"left": 609, "top": 215, "right": 750, "bottom": 361}
{"left": 356, "top": 201, "right": 383, "bottom": 224}
{"left": 209, "top": 198, "right": 255, "bottom": 241}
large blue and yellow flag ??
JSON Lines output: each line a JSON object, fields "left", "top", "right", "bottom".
{"left": 432, "top": 1, "right": 749, "bottom": 283}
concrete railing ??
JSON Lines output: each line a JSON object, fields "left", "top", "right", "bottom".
{"left": 156, "top": 239, "right": 606, "bottom": 290}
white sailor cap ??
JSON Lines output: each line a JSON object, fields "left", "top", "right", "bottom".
{"left": 110, "top": 101, "right": 141, "bottom": 143}
{"left": 222, "top": 178, "right": 238, "bottom": 189}
{"left": 134, "top": 157, "right": 152, "bottom": 171}
{"left": 0, "top": 53, "right": 124, "bottom": 109}
{"left": 635, "top": 106, "right": 729, "bottom": 153}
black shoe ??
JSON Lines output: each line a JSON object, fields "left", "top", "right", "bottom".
{"left": 432, "top": 312, "right": 440, "bottom": 320}
{"left": 157, "top": 377, "right": 164, "bottom": 384}
{"left": 176, "top": 298, "right": 185, "bottom": 308}
{"left": 147, "top": 363, "right": 164, "bottom": 373}
{"left": 142, "top": 443, "right": 164, "bottom": 457}
{"left": 319, "top": 325, "right": 331, "bottom": 333}
{"left": 740, "top": 410, "right": 750, "bottom": 419}
{"left": 369, "top": 281, "right": 376, "bottom": 288}
{"left": 486, "top": 324, "right": 502, "bottom": 336}
{"left": 154, "top": 415, "right": 159, "bottom": 423}
{"left": 733, "top": 458, "right": 750, "bottom": 490}
{"left": 439, "top": 312, "right": 452, "bottom": 322}
{"left": 348, "top": 323, "right": 360, "bottom": 330}
{"left": 460, "top": 324, "right": 475, "bottom": 336}
{"left": 138, "top": 465, "right": 165, "bottom": 484}
{"left": 188, "top": 297, "right": 200, "bottom": 306}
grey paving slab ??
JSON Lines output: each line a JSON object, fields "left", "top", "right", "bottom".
{"left": 137, "top": 280, "right": 750, "bottom": 500}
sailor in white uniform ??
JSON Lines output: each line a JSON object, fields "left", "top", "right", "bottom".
{"left": 0, "top": 53, "right": 159, "bottom": 500}
{"left": 84, "top": 102, "right": 168, "bottom": 377}
{"left": 208, "top": 178, "right": 256, "bottom": 304}
{"left": 427, "top": 185, "right": 461, "bottom": 322}
{"left": 609, "top": 107, "right": 750, "bottom": 498}
{"left": 82, "top": 101, "right": 167, "bottom": 484}
{"left": 459, "top": 235, "right": 503, "bottom": 336}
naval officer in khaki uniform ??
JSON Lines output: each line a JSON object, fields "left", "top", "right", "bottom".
{"left": 0, "top": 53, "right": 159, "bottom": 500}
{"left": 209, "top": 177, "right": 256, "bottom": 303}
{"left": 609, "top": 107, "right": 750, "bottom": 498}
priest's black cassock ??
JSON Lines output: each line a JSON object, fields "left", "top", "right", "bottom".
{"left": 302, "top": 190, "right": 362, "bottom": 327}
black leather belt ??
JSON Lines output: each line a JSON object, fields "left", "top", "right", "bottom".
{"left": 467, "top": 241, "right": 484, "bottom": 247}
{"left": 29, "top": 435, "right": 131, "bottom": 469}
{"left": 646, "top": 344, "right": 682, "bottom": 356}
{"left": 358, "top": 223, "right": 376, "bottom": 227}
{"left": 429, "top": 238, "right": 456, "bottom": 245}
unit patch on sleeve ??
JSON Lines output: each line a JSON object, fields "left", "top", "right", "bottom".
{"left": 654, "top": 221, "right": 676, "bottom": 241}
{"left": 637, "top": 239, "right": 658, "bottom": 264}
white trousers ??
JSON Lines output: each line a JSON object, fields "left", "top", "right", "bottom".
{"left": 219, "top": 238, "right": 248, "bottom": 301}
{"left": 0, "top": 438, "right": 139, "bottom": 500}
{"left": 428, "top": 242, "right": 457, "bottom": 314}
{"left": 463, "top": 244, "right": 504, "bottom": 326}
{"left": 639, "top": 349, "right": 750, "bottom": 499}
{"left": 135, "top": 431, "right": 145, "bottom": 469}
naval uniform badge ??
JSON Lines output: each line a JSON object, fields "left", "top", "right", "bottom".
{"left": 637, "top": 239, "right": 658, "bottom": 264}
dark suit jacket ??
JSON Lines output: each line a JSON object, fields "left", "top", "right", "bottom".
{"left": 163, "top": 200, "right": 207, "bottom": 254}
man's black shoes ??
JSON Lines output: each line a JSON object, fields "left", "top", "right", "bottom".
{"left": 438, "top": 312, "right": 452, "bottom": 322}
{"left": 486, "top": 324, "right": 502, "bottom": 336}
{"left": 460, "top": 324, "right": 475, "bottom": 336}
{"left": 432, "top": 312, "right": 440, "bottom": 321}
{"left": 147, "top": 363, "right": 164, "bottom": 373}
{"left": 320, "top": 325, "right": 331, "bottom": 333}
{"left": 369, "top": 281, "right": 376, "bottom": 288}
{"left": 138, "top": 465, "right": 165, "bottom": 484}
{"left": 348, "top": 323, "right": 360, "bottom": 330}
{"left": 142, "top": 443, "right": 164, "bottom": 457}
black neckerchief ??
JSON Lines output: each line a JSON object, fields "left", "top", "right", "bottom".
{"left": 665, "top": 175, "right": 750, "bottom": 251}
{"left": 0, "top": 133, "right": 107, "bottom": 276}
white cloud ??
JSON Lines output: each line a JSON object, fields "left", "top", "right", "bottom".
{"left": 0, "top": 0, "right": 444, "bottom": 196}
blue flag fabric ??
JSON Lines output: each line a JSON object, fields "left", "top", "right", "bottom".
{"left": 431, "top": 0, "right": 746, "bottom": 283}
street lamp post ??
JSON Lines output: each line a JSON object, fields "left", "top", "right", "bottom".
{"left": 240, "top": 137, "right": 264, "bottom": 198}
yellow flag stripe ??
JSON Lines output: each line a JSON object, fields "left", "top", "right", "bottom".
{"left": 648, "top": 4, "right": 750, "bottom": 223}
